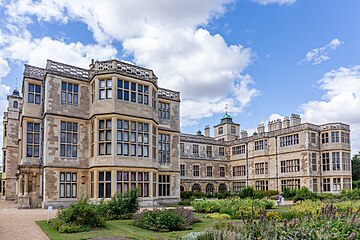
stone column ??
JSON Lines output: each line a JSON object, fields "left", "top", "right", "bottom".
{"left": 32, "top": 174, "right": 37, "bottom": 193}
{"left": 94, "top": 170, "right": 99, "bottom": 199}
{"left": 24, "top": 173, "right": 29, "bottom": 197}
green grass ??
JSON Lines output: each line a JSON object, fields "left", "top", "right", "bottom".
{"left": 37, "top": 213, "right": 235, "bottom": 240}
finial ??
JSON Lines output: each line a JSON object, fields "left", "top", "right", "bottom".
{"left": 15, "top": 77, "right": 18, "bottom": 90}
{"left": 225, "top": 104, "right": 228, "bottom": 114}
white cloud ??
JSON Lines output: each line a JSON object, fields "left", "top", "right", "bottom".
{"left": 252, "top": 0, "right": 296, "bottom": 6}
{"left": 300, "top": 38, "right": 343, "bottom": 65}
{"left": 300, "top": 65, "right": 360, "bottom": 152}
{"left": 0, "top": 0, "right": 259, "bottom": 127}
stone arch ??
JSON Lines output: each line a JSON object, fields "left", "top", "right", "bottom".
{"left": 218, "top": 183, "right": 227, "bottom": 193}
{"left": 192, "top": 183, "right": 201, "bottom": 192}
{"left": 180, "top": 185, "right": 185, "bottom": 192}
{"left": 205, "top": 183, "right": 215, "bottom": 193}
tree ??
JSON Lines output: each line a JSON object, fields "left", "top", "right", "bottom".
{"left": 352, "top": 152, "right": 360, "bottom": 181}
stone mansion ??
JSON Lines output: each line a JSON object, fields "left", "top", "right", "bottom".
{"left": 1, "top": 59, "right": 352, "bottom": 208}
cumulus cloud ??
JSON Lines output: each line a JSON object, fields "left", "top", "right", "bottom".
{"left": 300, "top": 65, "right": 360, "bottom": 152}
{"left": 300, "top": 38, "right": 343, "bottom": 65}
{"left": 0, "top": 0, "right": 259, "bottom": 127}
{"left": 252, "top": 0, "right": 296, "bottom": 6}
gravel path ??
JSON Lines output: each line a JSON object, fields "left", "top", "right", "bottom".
{"left": 0, "top": 200, "right": 56, "bottom": 240}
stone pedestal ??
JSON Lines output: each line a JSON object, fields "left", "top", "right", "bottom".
{"left": 17, "top": 195, "right": 30, "bottom": 209}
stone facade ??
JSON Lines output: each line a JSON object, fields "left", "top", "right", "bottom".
{"left": 180, "top": 114, "right": 352, "bottom": 194}
{"left": 1, "top": 59, "right": 180, "bottom": 208}
{"left": 1, "top": 59, "right": 352, "bottom": 209}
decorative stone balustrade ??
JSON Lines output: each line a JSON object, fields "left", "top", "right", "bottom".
{"left": 24, "top": 65, "right": 46, "bottom": 80}
{"left": 46, "top": 60, "right": 89, "bottom": 81}
{"left": 158, "top": 88, "right": 180, "bottom": 101}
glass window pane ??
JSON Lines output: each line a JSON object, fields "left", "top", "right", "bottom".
{"left": 117, "top": 120, "right": 122, "bottom": 129}
{"left": 74, "top": 84, "right": 78, "bottom": 93}
{"left": 99, "top": 172, "right": 104, "bottom": 181}
{"left": 35, "top": 94, "right": 41, "bottom": 104}
{"left": 117, "top": 143, "right": 122, "bottom": 155}
{"left": 131, "top": 92, "right": 136, "bottom": 102}
{"left": 34, "top": 123, "right": 40, "bottom": 132}
{"left": 74, "top": 94, "right": 78, "bottom": 104}
{"left": 124, "top": 81, "right": 129, "bottom": 89}
{"left": 124, "top": 91, "right": 129, "bottom": 101}
{"left": 117, "top": 79, "right": 122, "bottom": 88}
{"left": 35, "top": 85, "right": 41, "bottom": 93}
{"left": 61, "top": 92, "right": 66, "bottom": 102}
{"left": 100, "top": 80, "right": 105, "bottom": 88}
{"left": 106, "top": 172, "right": 111, "bottom": 181}
{"left": 34, "top": 146, "right": 39, "bottom": 157}
{"left": 28, "top": 93, "right": 34, "bottom": 103}
{"left": 72, "top": 184, "right": 77, "bottom": 198}
{"left": 124, "top": 121, "right": 129, "bottom": 130}
{"left": 106, "top": 143, "right": 111, "bottom": 155}
{"left": 29, "top": 83, "right": 34, "bottom": 92}
{"left": 27, "top": 133, "right": 33, "bottom": 143}
{"left": 68, "top": 83, "right": 73, "bottom": 92}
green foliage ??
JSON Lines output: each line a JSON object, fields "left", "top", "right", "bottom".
{"left": 178, "top": 199, "right": 192, "bottom": 206}
{"left": 353, "top": 180, "right": 360, "bottom": 189}
{"left": 238, "top": 187, "right": 255, "bottom": 198}
{"left": 50, "top": 198, "right": 105, "bottom": 233}
{"left": 293, "top": 186, "right": 318, "bottom": 202}
{"left": 341, "top": 189, "right": 360, "bottom": 200}
{"left": 191, "top": 198, "right": 274, "bottom": 219}
{"left": 265, "top": 211, "right": 282, "bottom": 221}
{"left": 282, "top": 187, "right": 297, "bottom": 199}
{"left": 133, "top": 208, "right": 198, "bottom": 232}
{"left": 181, "top": 191, "right": 207, "bottom": 200}
{"left": 205, "top": 213, "right": 231, "bottom": 220}
{"left": 184, "top": 202, "right": 360, "bottom": 240}
{"left": 352, "top": 151, "right": 360, "bottom": 181}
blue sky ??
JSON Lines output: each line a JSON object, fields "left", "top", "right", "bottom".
{"left": 0, "top": 0, "right": 359, "bottom": 153}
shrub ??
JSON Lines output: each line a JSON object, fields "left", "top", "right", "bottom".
{"left": 238, "top": 187, "right": 255, "bottom": 198}
{"left": 181, "top": 191, "right": 206, "bottom": 200}
{"left": 175, "top": 207, "right": 200, "bottom": 226}
{"left": 265, "top": 211, "right": 282, "bottom": 221}
{"left": 133, "top": 208, "right": 194, "bottom": 232}
{"left": 205, "top": 213, "right": 231, "bottom": 220}
{"left": 293, "top": 187, "right": 318, "bottom": 202}
{"left": 178, "top": 199, "right": 192, "bottom": 206}
{"left": 282, "top": 187, "right": 297, "bottom": 199}
{"left": 50, "top": 198, "right": 105, "bottom": 233}
{"left": 340, "top": 189, "right": 360, "bottom": 200}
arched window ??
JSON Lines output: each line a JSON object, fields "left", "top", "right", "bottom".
{"left": 180, "top": 185, "right": 185, "bottom": 192}
{"left": 218, "top": 183, "right": 227, "bottom": 193}
{"left": 206, "top": 183, "right": 214, "bottom": 193}
{"left": 192, "top": 183, "right": 201, "bottom": 192}
{"left": 13, "top": 101, "right": 18, "bottom": 109}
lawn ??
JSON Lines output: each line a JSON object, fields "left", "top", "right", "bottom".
{"left": 37, "top": 213, "right": 238, "bottom": 240}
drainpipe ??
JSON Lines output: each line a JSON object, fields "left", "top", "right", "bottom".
{"left": 246, "top": 142, "right": 249, "bottom": 186}
{"left": 275, "top": 136, "right": 279, "bottom": 192}
{"left": 40, "top": 80, "right": 45, "bottom": 205}
{"left": 319, "top": 132, "right": 322, "bottom": 193}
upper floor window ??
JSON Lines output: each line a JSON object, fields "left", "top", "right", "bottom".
{"left": 158, "top": 102, "right": 170, "bottom": 119}
{"left": 342, "top": 152, "right": 351, "bottom": 171}
{"left": 311, "top": 153, "right": 317, "bottom": 172}
{"left": 206, "top": 146, "right": 212, "bottom": 157}
{"left": 180, "top": 164, "right": 185, "bottom": 176}
{"left": 158, "top": 134, "right": 170, "bottom": 163}
{"left": 117, "top": 120, "right": 149, "bottom": 157}
{"left": 180, "top": 143, "right": 184, "bottom": 156}
{"left": 310, "top": 132, "right": 317, "bottom": 144}
{"left": 331, "top": 131, "right": 339, "bottom": 142}
{"left": 13, "top": 101, "right": 18, "bottom": 109}
{"left": 3, "top": 151, "right": 6, "bottom": 173}
{"left": 206, "top": 166, "right": 213, "bottom": 177}
{"left": 193, "top": 144, "right": 199, "bottom": 156}
{"left": 193, "top": 165, "right": 200, "bottom": 177}
{"left": 117, "top": 79, "right": 149, "bottom": 105}
{"left": 99, "top": 79, "right": 112, "bottom": 99}
{"left": 99, "top": 119, "right": 112, "bottom": 155}
{"left": 322, "top": 153, "right": 330, "bottom": 171}
{"left": 219, "top": 166, "right": 225, "bottom": 177}
{"left": 332, "top": 152, "right": 340, "bottom": 171}
{"left": 280, "top": 159, "right": 300, "bottom": 173}
{"left": 60, "top": 122, "right": 78, "bottom": 158}
{"left": 341, "top": 132, "right": 350, "bottom": 143}
{"left": 91, "top": 82, "right": 95, "bottom": 103}
{"left": 321, "top": 132, "right": 329, "bottom": 144}
{"left": 255, "top": 162, "right": 268, "bottom": 174}
{"left": 254, "top": 139, "right": 267, "bottom": 151}
{"left": 232, "top": 145, "right": 245, "bottom": 155}
{"left": 61, "top": 82, "right": 79, "bottom": 104}
{"left": 218, "top": 127, "right": 223, "bottom": 135}
{"left": 28, "top": 83, "right": 41, "bottom": 104}
{"left": 231, "top": 126, "right": 236, "bottom": 134}
{"left": 280, "top": 134, "right": 299, "bottom": 147}
{"left": 26, "top": 122, "right": 40, "bottom": 157}
{"left": 233, "top": 165, "right": 246, "bottom": 176}
{"left": 219, "top": 147, "right": 225, "bottom": 156}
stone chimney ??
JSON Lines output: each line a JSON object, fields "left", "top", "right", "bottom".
{"left": 290, "top": 114, "right": 301, "bottom": 126}
{"left": 257, "top": 124, "right": 265, "bottom": 134}
{"left": 283, "top": 117, "right": 290, "bottom": 128}
{"left": 275, "top": 119, "right": 282, "bottom": 130}
{"left": 268, "top": 119, "right": 282, "bottom": 131}
{"left": 240, "top": 130, "right": 248, "bottom": 138}
{"left": 204, "top": 125, "right": 210, "bottom": 137}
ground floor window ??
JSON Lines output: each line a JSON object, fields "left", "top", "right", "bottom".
{"left": 116, "top": 171, "right": 149, "bottom": 197}
{"left": 281, "top": 179, "right": 300, "bottom": 192}
{"left": 343, "top": 178, "right": 351, "bottom": 190}
{"left": 219, "top": 183, "right": 227, "bottom": 193}
{"left": 60, "top": 172, "right": 77, "bottom": 198}
{"left": 323, "top": 178, "right": 331, "bottom": 192}
{"left": 233, "top": 182, "right": 246, "bottom": 192}
{"left": 206, "top": 183, "right": 214, "bottom": 193}
{"left": 312, "top": 179, "right": 318, "bottom": 192}
{"left": 333, "top": 178, "right": 341, "bottom": 192}
{"left": 99, "top": 171, "right": 112, "bottom": 198}
{"left": 158, "top": 175, "right": 170, "bottom": 196}
{"left": 255, "top": 180, "right": 268, "bottom": 191}
{"left": 192, "top": 183, "right": 201, "bottom": 192}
